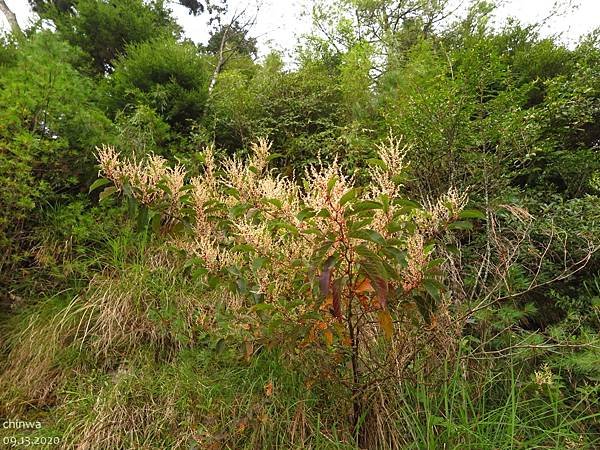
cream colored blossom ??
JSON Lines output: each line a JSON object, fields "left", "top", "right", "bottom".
{"left": 534, "top": 364, "right": 554, "bottom": 386}
{"left": 402, "top": 233, "right": 428, "bottom": 293}
{"left": 416, "top": 186, "right": 469, "bottom": 235}
{"left": 369, "top": 134, "right": 409, "bottom": 199}
{"left": 97, "top": 145, "right": 186, "bottom": 214}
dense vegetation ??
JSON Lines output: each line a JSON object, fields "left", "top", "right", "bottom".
{"left": 0, "top": 0, "right": 599, "bottom": 448}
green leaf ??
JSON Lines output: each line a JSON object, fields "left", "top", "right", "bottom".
{"left": 215, "top": 338, "right": 226, "bottom": 353}
{"left": 366, "top": 158, "right": 387, "bottom": 170}
{"left": 252, "top": 303, "right": 275, "bottom": 313}
{"left": 355, "top": 245, "right": 387, "bottom": 279}
{"left": 150, "top": 212, "right": 162, "bottom": 235}
{"left": 136, "top": 206, "right": 149, "bottom": 231}
{"left": 88, "top": 178, "right": 111, "bottom": 193}
{"left": 347, "top": 200, "right": 382, "bottom": 215}
{"left": 426, "top": 258, "right": 445, "bottom": 269}
{"left": 349, "top": 229, "right": 386, "bottom": 246}
{"left": 414, "top": 294, "right": 436, "bottom": 323}
{"left": 267, "top": 153, "right": 283, "bottom": 162}
{"left": 231, "top": 244, "right": 256, "bottom": 254}
{"left": 424, "top": 243, "right": 436, "bottom": 255}
{"left": 263, "top": 198, "right": 283, "bottom": 209}
{"left": 99, "top": 186, "right": 118, "bottom": 203}
{"left": 445, "top": 244, "right": 459, "bottom": 255}
{"left": 297, "top": 208, "right": 316, "bottom": 222}
{"left": 339, "top": 188, "right": 358, "bottom": 206}
{"left": 230, "top": 203, "right": 252, "bottom": 218}
{"left": 156, "top": 180, "right": 172, "bottom": 195}
{"left": 459, "top": 209, "right": 486, "bottom": 220}
{"left": 317, "top": 208, "right": 331, "bottom": 218}
{"left": 448, "top": 220, "right": 473, "bottom": 231}
{"left": 327, "top": 176, "right": 338, "bottom": 194}
{"left": 382, "top": 246, "right": 406, "bottom": 265}
{"left": 387, "top": 221, "right": 404, "bottom": 233}
{"left": 252, "top": 257, "right": 268, "bottom": 271}
{"left": 379, "top": 194, "right": 390, "bottom": 213}
{"left": 394, "top": 199, "right": 421, "bottom": 209}
{"left": 423, "top": 279, "right": 444, "bottom": 302}
{"left": 224, "top": 187, "right": 241, "bottom": 199}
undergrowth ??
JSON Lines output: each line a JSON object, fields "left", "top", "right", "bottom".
{"left": 1, "top": 140, "right": 598, "bottom": 449}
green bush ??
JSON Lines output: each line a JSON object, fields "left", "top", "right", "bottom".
{"left": 106, "top": 37, "right": 210, "bottom": 132}
{"left": 0, "top": 32, "right": 114, "bottom": 295}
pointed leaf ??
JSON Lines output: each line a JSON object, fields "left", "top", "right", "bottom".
{"left": 374, "top": 277, "right": 389, "bottom": 309}
{"left": 89, "top": 178, "right": 112, "bottom": 194}
{"left": 339, "top": 188, "right": 358, "bottom": 206}
{"left": 354, "top": 278, "right": 374, "bottom": 293}
{"left": 448, "top": 221, "right": 473, "bottom": 231}
{"left": 459, "top": 209, "right": 486, "bottom": 220}
{"left": 378, "top": 310, "right": 394, "bottom": 340}
{"left": 319, "top": 255, "right": 336, "bottom": 297}
{"left": 423, "top": 279, "right": 442, "bottom": 303}
{"left": 332, "top": 278, "right": 342, "bottom": 320}
{"left": 99, "top": 186, "right": 117, "bottom": 203}
{"left": 326, "top": 176, "right": 338, "bottom": 194}
{"left": 349, "top": 229, "right": 386, "bottom": 246}
{"left": 150, "top": 211, "right": 162, "bottom": 234}
{"left": 347, "top": 200, "right": 382, "bottom": 215}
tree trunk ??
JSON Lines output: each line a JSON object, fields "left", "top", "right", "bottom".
{"left": 208, "top": 26, "right": 230, "bottom": 95}
{"left": 0, "top": 0, "right": 21, "bottom": 36}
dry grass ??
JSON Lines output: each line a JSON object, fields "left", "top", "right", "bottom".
{"left": 0, "top": 298, "right": 80, "bottom": 415}
{"left": 0, "top": 247, "right": 210, "bottom": 417}
{"left": 63, "top": 369, "right": 187, "bottom": 450}
{"left": 67, "top": 273, "right": 197, "bottom": 365}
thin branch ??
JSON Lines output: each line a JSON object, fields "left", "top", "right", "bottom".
{"left": 0, "top": 0, "right": 22, "bottom": 37}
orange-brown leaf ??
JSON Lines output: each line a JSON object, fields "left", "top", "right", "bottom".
{"left": 244, "top": 341, "right": 254, "bottom": 361}
{"left": 320, "top": 294, "right": 333, "bottom": 312}
{"left": 378, "top": 310, "right": 394, "bottom": 340}
{"left": 355, "top": 278, "right": 374, "bottom": 293}
{"left": 323, "top": 328, "right": 334, "bottom": 346}
{"left": 264, "top": 381, "right": 274, "bottom": 397}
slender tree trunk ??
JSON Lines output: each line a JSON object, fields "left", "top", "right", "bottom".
{"left": 0, "top": 0, "right": 22, "bottom": 36}
{"left": 208, "top": 26, "right": 229, "bottom": 95}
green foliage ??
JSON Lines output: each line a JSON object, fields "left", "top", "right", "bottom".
{"left": 206, "top": 56, "right": 344, "bottom": 173}
{"left": 204, "top": 21, "right": 258, "bottom": 58}
{"left": 0, "top": 35, "right": 17, "bottom": 67}
{"left": 0, "top": 32, "right": 114, "bottom": 293}
{"left": 35, "top": 0, "right": 181, "bottom": 73}
{"left": 106, "top": 37, "right": 210, "bottom": 132}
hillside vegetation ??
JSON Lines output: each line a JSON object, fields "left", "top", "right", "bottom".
{"left": 0, "top": 1, "right": 599, "bottom": 448}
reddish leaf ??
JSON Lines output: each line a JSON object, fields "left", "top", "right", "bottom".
{"left": 319, "top": 255, "right": 336, "bottom": 297}
{"left": 374, "top": 277, "right": 389, "bottom": 309}
{"left": 319, "top": 266, "right": 332, "bottom": 297}
{"left": 332, "top": 279, "right": 343, "bottom": 320}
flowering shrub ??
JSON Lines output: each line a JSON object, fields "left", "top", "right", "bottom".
{"left": 95, "top": 137, "right": 477, "bottom": 435}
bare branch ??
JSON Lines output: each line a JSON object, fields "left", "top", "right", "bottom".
{"left": 0, "top": 0, "right": 22, "bottom": 36}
